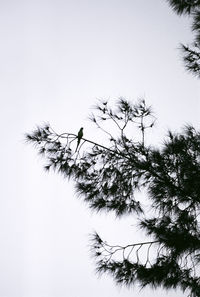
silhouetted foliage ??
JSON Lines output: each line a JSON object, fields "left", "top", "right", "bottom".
{"left": 166, "top": 0, "right": 200, "bottom": 15}
{"left": 26, "top": 99, "right": 200, "bottom": 296}
{"left": 166, "top": 0, "right": 200, "bottom": 77}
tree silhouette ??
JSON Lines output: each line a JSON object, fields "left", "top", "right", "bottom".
{"left": 166, "top": 0, "right": 200, "bottom": 77}
{"left": 26, "top": 98, "right": 200, "bottom": 297}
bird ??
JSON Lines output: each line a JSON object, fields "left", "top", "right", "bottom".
{"left": 75, "top": 127, "right": 83, "bottom": 152}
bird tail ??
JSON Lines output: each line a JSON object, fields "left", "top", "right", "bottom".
{"left": 75, "top": 139, "right": 80, "bottom": 152}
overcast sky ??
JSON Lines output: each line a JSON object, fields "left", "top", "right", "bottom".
{"left": 0, "top": 0, "right": 199, "bottom": 296}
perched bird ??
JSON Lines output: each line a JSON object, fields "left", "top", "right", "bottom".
{"left": 75, "top": 127, "right": 83, "bottom": 152}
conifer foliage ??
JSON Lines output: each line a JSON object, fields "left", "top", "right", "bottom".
{"left": 166, "top": 0, "right": 200, "bottom": 77}
{"left": 26, "top": 99, "right": 200, "bottom": 296}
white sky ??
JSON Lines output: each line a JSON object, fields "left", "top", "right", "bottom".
{"left": 0, "top": 0, "right": 199, "bottom": 296}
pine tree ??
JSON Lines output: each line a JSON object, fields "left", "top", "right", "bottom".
{"left": 26, "top": 99, "right": 200, "bottom": 296}
{"left": 166, "top": 0, "right": 200, "bottom": 77}
{"left": 26, "top": 1, "right": 200, "bottom": 296}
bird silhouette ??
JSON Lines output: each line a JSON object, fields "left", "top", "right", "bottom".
{"left": 75, "top": 127, "right": 83, "bottom": 152}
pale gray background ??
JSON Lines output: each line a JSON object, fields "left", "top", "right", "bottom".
{"left": 0, "top": 0, "right": 199, "bottom": 296}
